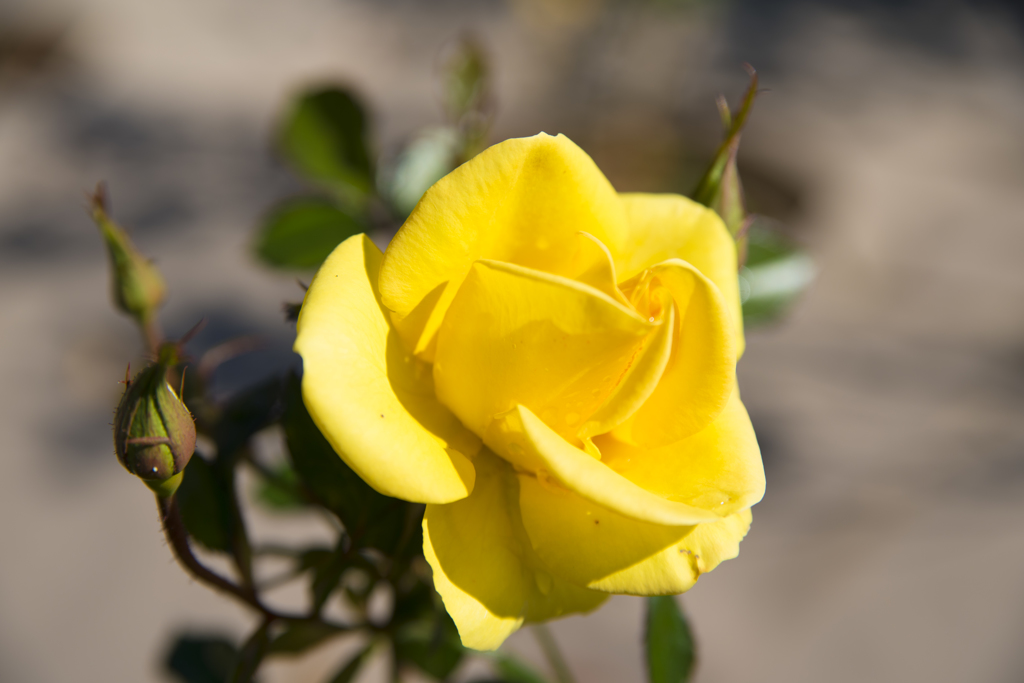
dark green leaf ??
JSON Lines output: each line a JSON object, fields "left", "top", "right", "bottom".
{"left": 165, "top": 633, "right": 238, "bottom": 683}
{"left": 229, "top": 621, "right": 272, "bottom": 683}
{"left": 739, "top": 222, "right": 814, "bottom": 327}
{"left": 254, "top": 461, "right": 307, "bottom": 511}
{"left": 279, "top": 87, "right": 373, "bottom": 203}
{"left": 176, "top": 454, "right": 234, "bottom": 552}
{"left": 327, "top": 644, "right": 373, "bottom": 683}
{"left": 394, "top": 608, "right": 465, "bottom": 680}
{"left": 209, "top": 377, "right": 284, "bottom": 466}
{"left": 645, "top": 596, "right": 695, "bottom": 683}
{"left": 390, "top": 580, "right": 435, "bottom": 625}
{"left": 269, "top": 620, "right": 346, "bottom": 655}
{"left": 310, "top": 537, "right": 350, "bottom": 612}
{"left": 283, "top": 372, "right": 406, "bottom": 551}
{"left": 255, "top": 198, "right": 365, "bottom": 270}
{"left": 492, "top": 654, "right": 552, "bottom": 683}
{"left": 298, "top": 547, "right": 334, "bottom": 571}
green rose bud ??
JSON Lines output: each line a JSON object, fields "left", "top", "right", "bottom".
{"left": 114, "top": 346, "right": 196, "bottom": 497}
{"left": 90, "top": 184, "right": 167, "bottom": 327}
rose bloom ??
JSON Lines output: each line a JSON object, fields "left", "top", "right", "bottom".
{"left": 295, "top": 133, "right": 764, "bottom": 650}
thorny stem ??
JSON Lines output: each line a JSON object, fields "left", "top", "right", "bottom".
{"left": 532, "top": 623, "right": 576, "bottom": 683}
{"left": 157, "top": 494, "right": 267, "bottom": 611}
{"left": 157, "top": 493, "right": 351, "bottom": 629}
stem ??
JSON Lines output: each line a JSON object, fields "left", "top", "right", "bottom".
{"left": 157, "top": 494, "right": 266, "bottom": 612}
{"left": 156, "top": 494, "right": 356, "bottom": 628}
{"left": 532, "top": 623, "right": 576, "bottom": 683}
{"left": 142, "top": 316, "right": 163, "bottom": 358}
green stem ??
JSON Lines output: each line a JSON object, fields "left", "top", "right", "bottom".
{"left": 142, "top": 315, "right": 163, "bottom": 358}
{"left": 532, "top": 623, "right": 576, "bottom": 683}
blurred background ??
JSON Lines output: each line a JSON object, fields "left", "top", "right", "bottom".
{"left": 2, "top": 0, "right": 1023, "bottom": 681}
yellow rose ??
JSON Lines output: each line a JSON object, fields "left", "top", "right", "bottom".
{"left": 294, "top": 133, "right": 765, "bottom": 650}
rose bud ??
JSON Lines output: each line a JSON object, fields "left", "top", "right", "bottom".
{"left": 90, "top": 184, "right": 167, "bottom": 327}
{"left": 114, "top": 349, "right": 196, "bottom": 497}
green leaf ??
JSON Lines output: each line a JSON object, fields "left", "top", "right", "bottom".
{"left": 279, "top": 87, "right": 373, "bottom": 204}
{"left": 229, "top": 621, "right": 272, "bottom": 683}
{"left": 176, "top": 454, "right": 234, "bottom": 552}
{"left": 309, "top": 537, "right": 350, "bottom": 612}
{"left": 209, "top": 377, "right": 284, "bottom": 466}
{"left": 269, "top": 620, "right": 346, "bottom": 655}
{"left": 254, "top": 461, "right": 306, "bottom": 511}
{"left": 165, "top": 633, "right": 238, "bottom": 683}
{"left": 645, "top": 596, "right": 695, "bottom": 683}
{"left": 327, "top": 644, "right": 373, "bottom": 683}
{"left": 739, "top": 222, "right": 814, "bottom": 327}
{"left": 492, "top": 654, "right": 552, "bottom": 683}
{"left": 394, "top": 607, "right": 465, "bottom": 680}
{"left": 282, "top": 372, "right": 406, "bottom": 552}
{"left": 385, "top": 127, "right": 460, "bottom": 217}
{"left": 255, "top": 198, "right": 365, "bottom": 270}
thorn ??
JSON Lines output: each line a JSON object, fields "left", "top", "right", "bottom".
{"left": 120, "top": 363, "right": 132, "bottom": 386}
{"left": 179, "top": 318, "right": 207, "bottom": 346}
{"left": 296, "top": 278, "right": 309, "bottom": 292}
{"left": 179, "top": 365, "right": 187, "bottom": 398}
{"left": 88, "top": 181, "right": 108, "bottom": 213}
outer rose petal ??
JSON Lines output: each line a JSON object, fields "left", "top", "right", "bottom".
{"left": 599, "top": 387, "right": 766, "bottom": 515}
{"left": 294, "top": 235, "right": 478, "bottom": 504}
{"left": 491, "top": 405, "right": 720, "bottom": 526}
{"left": 518, "top": 390, "right": 762, "bottom": 594}
{"left": 616, "top": 193, "right": 745, "bottom": 355}
{"left": 518, "top": 474, "right": 693, "bottom": 590}
{"left": 379, "top": 133, "right": 629, "bottom": 360}
{"left": 589, "top": 509, "right": 752, "bottom": 595}
{"left": 434, "top": 259, "right": 652, "bottom": 440}
{"left": 423, "top": 450, "right": 607, "bottom": 650}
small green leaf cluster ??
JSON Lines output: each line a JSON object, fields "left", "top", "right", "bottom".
{"left": 256, "top": 38, "right": 492, "bottom": 274}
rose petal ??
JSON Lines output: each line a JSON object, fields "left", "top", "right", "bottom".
{"left": 379, "top": 133, "right": 629, "bottom": 361}
{"left": 423, "top": 450, "right": 607, "bottom": 650}
{"left": 588, "top": 509, "right": 753, "bottom": 595}
{"left": 578, "top": 293, "right": 674, "bottom": 439}
{"left": 598, "top": 387, "right": 765, "bottom": 516}
{"left": 617, "top": 193, "right": 744, "bottom": 355}
{"left": 518, "top": 474, "right": 693, "bottom": 590}
{"left": 491, "top": 404, "right": 721, "bottom": 526}
{"left": 566, "top": 231, "right": 631, "bottom": 307}
{"left": 434, "top": 260, "right": 652, "bottom": 441}
{"left": 295, "top": 234, "right": 478, "bottom": 504}
{"left": 613, "top": 259, "right": 737, "bottom": 447}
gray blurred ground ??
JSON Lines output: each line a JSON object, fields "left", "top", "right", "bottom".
{"left": 1, "top": 0, "right": 1023, "bottom": 681}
